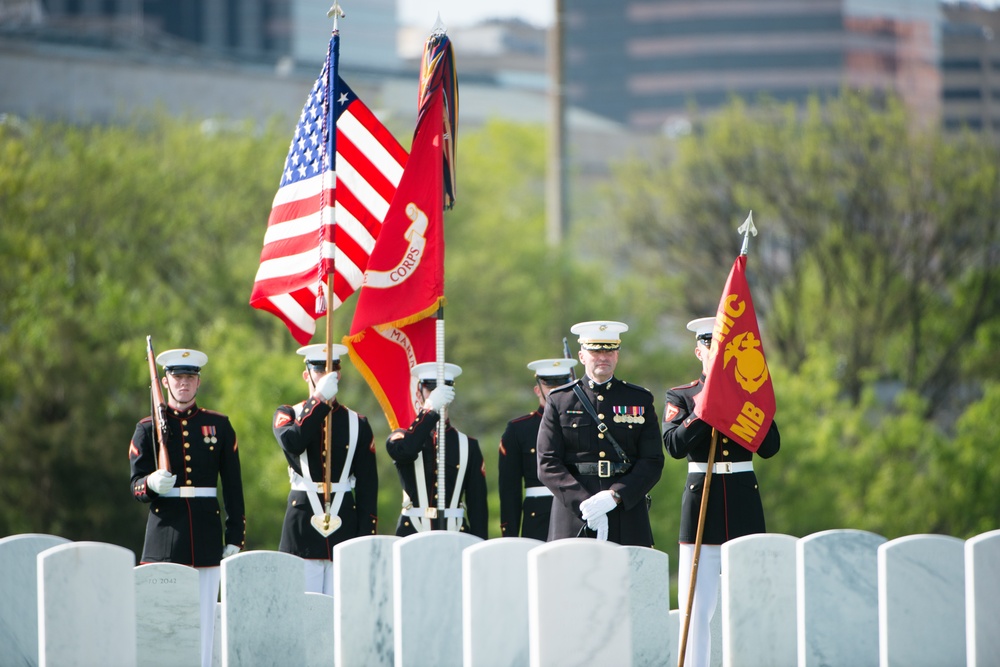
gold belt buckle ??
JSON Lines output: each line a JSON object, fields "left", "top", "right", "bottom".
{"left": 598, "top": 460, "right": 611, "bottom": 478}
{"left": 179, "top": 487, "right": 196, "bottom": 498}
{"left": 717, "top": 462, "right": 732, "bottom": 474}
{"left": 425, "top": 507, "right": 438, "bottom": 519}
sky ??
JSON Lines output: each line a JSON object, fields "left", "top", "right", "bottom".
{"left": 397, "top": 1, "right": 1000, "bottom": 28}
{"left": 397, "top": 0, "right": 554, "bottom": 29}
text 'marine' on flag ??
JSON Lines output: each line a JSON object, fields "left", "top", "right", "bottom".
{"left": 249, "top": 29, "right": 408, "bottom": 344}
{"left": 345, "top": 317, "right": 437, "bottom": 430}
{"left": 695, "top": 254, "right": 776, "bottom": 453}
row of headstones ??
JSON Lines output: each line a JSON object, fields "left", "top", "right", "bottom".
{"left": 1, "top": 528, "right": 998, "bottom": 667}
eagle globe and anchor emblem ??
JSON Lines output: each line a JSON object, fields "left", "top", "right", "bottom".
{"left": 722, "top": 331, "right": 769, "bottom": 393}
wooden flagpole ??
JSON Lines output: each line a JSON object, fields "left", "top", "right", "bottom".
{"left": 677, "top": 428, "right": 719, "bottom": 667}
{"left": 318, "top": 4, "right": 341, "bottom": 531}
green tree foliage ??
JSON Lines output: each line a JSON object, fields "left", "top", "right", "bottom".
{"left": 2, "top": 96, "right": 998, "bottom": 560}
{"left": 608, "top": 91, "right": 1000, "bottom": 416}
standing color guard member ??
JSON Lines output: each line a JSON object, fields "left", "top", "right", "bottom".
{"left": 537, "top": 321, "right": 664, "bottom": 545}
{"left": 386, "top": 362, "right": 488, "bottom": 539}
{"left": 272, "top": 344, "right": 378, "bottom": 595}
{"left": 129, "top": 348, "right": 244, "bottom": 667}
{"left": 663, "top": 317, "right": 781, "bottom": 667}
{"left": 498, "top": 358, "right": 578, "bottom": 539}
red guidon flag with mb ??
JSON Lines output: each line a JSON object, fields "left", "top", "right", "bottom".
{"left": 249, "top": 30, "right": 408, "bottom": 344}
{"left": 695, "top": 254, "right": 776, "bottom": 452}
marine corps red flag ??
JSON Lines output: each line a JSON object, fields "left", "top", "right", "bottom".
{"left": 346, "top": 86, "right": 446, "bottom": 334}
{"left": 695, "top": 254, "right": 776, "bottom": 452}
{"left": 345, "top": 29, "right": 456, "bottom": 429}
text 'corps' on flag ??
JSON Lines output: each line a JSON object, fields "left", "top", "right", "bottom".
{"left": 345, "top": 30, "right": 457, "bottom": 430}
{"left": 249, "top": 30, "right": 408, "bottom": 344}
{"left": 346, "top": 84, "right": 445, "bottom": 335}
{"left": 695, "top": 254, "right": 776, "bottom": 452}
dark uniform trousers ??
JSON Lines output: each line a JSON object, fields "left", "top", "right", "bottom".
{"left": 273, "top": 397, "right": 379, "bottom": 559}
{"left": 537, "top": 376, "right": 664, "bottom": 546}
{"left": 386, "top": 409, "right": 489, "bottom": 539}
{"left": 129, "top": 403, "right": 245, "bottom": 566}
{"left": 662, "top": 375, "right": 781, "bottom": 545}
{"left": 498, "top": 408, "right": 553, "bottom": 540}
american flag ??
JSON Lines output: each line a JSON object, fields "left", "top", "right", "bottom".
{"left": 250, "top": 31, "right": 408, "bottom": 344}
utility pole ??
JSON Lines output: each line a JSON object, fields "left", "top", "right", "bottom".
{"left": 545, "top": 0, "right": 566, "bottom": 246}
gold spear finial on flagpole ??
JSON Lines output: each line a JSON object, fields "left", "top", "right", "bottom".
{"left": 738, "top": 210, "right": 756, "bottom": 256}
{"left": 327, "top": 1, "right": 344, "bottom": 20}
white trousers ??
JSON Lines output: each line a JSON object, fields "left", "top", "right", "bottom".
{"left": 199, "top": 567, "right": 221, "bottom": 667}
{"left": 677, "top": 544, "right": 721, "bottom": 667}
{"left": 304, "top": 558, "right": 334, "bottom": 596}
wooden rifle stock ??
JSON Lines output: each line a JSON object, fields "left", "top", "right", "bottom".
{"left": 146, "top": 336, "right": 171, "bottom": 473}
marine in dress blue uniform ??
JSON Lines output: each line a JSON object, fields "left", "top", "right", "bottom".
{"left": 537, "top": 321, "right": 664, "bottom": 546}
{"left": 272, "top": 344, "right": 378, "bottom": 594}
{"left": 663, "top": 317, "right": 780, "bottom": 667}
{"left": 386, "top": 362, "right": 488, "bottom": 539}
{"left": 498, "top": 358, "right": 577, "bottom": 540}
{"left": 128, "top": 348, "right": 244, "bottom": 667}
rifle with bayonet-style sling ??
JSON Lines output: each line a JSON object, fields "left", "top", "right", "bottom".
{"left": 146, "top": 336, "right": 171, "bottom": 473}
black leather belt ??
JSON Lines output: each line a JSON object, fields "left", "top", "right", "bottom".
{"left": 573, "top": 461, "right": 631, "bottom": 478}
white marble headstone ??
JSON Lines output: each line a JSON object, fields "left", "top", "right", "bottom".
{"left": 0, "top": 533, "right": 70, "bottom": 667}
{"left": 797, "top": 529, "right": 886, "bottom": 667}
{"left": 393, "top": 531, "right": 482, "bottom": 667}
{"left": 528, "top": 538, "right": 632, "bottom": 667}
{"left": 213, "top": 602, "right": 222, "bottom": 667}
{"left": 709, "top": 582, "right": 721, "bottom": 667}
{"left": 622, "top": 546, "right": 671, "bottom": 667}
{"left": 721, "top": 533, "right": 797, "bottom": 667}
{"left": 462, "top": 537, "right": 542, "bottom": 666}
{"left": 134, "top": 562, "right": 201, "bottom": 667}
{"left": 220, "top": 550, "right": 304, "bottom": 667}
{"left": 333, "top": 535, "right": 398, "bottom": 667}
{"left": 878, "top": 534, "right": 965, "bottom": 667}
{"left": 667, "top": 609, "right": 680, "bottom": 662}
{"left": 37, "top": 541, "right": 137, "bottom": 667}
{"left": 966, "top": 529, "right": 1000, "bottom": 667}
{"left": 303, "top": 592, "right": 334, "bottom": 667}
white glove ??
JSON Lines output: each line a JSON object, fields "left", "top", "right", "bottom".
{"left": 587, "top": 512, "right": 608, "bottom": 537}
{"left": 580, "top": 489, "right": 618, "bottom": 521}
{"left": 222, "top": 544, "right": 241, "bottom": 559}
{"left": 596, "top": 521, "right": 609, "bottom": 542}
{"left": 423, "top": 385, "right": 455, "bottom": 412}
{"left": 314, "top": 373, "right": 339, "bottom": 401}
{"left": 146, "top": 469, "right": 176, "bottom": 495}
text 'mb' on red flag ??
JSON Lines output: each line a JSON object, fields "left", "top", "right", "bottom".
{"left": 695, "top": 254, "right": 776, "bottom": 453}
